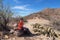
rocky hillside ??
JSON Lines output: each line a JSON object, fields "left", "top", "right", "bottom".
{"left": 25, "top": 8, "right": 60, "bottom": 20}
{"left": 24, "top": 8, "right": 60, "bottom": 30}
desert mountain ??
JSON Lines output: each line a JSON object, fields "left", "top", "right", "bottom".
{"left": 25, "top": 8, "right": 60, "bottom": 20}
{"left": 24, "top": 8, "right": 60, "bottom": 30}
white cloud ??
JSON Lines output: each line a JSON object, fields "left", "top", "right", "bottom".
{"left": 12, "top": 5, "right": 32, "bottom": 10}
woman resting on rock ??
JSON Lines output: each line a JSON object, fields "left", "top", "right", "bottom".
{"left": 16, "top": 18, "right": 31, "bottom": 36}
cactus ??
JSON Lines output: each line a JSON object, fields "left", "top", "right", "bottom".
{"left": 32, "top": 23, "right": 60, "bottom": 38}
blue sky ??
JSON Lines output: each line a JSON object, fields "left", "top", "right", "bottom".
{"left": 3, "top": 0, "right": 60, "bottom": 17}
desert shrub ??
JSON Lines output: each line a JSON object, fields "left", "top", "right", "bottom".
{"left": 53, "top": 21, "right": 60, "bottom": 26}
{"left": 32, "top": 23, "right": 59, "bottom": 38}
{"left": 0, "top": 0, "right": 13, "bottom": 31}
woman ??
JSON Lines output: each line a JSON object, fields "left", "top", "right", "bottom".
{"left": 17, "top": 18, "right": 24, "bottom": 30}
{"left": 17, "top": 18, "right": 24, "bottom": 36}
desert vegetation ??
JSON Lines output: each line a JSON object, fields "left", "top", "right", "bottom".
{"left": 0, "top": 0, "right": 13, "bottom": 30}
{"left": 32, "top": 23, "right": 60, "bottom": 39}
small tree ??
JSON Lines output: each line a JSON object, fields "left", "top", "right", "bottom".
{"left": 0, "top": 0, "right": 13, "bottom": 31}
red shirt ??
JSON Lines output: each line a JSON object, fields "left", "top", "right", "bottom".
{"left": 17, "top": 20, "right": 24, "bottom": 30}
